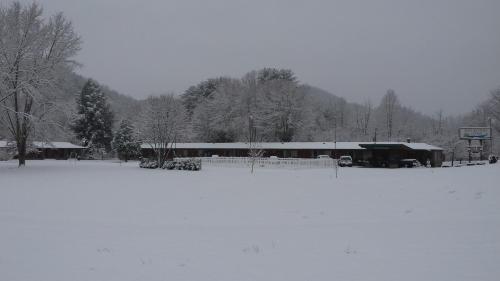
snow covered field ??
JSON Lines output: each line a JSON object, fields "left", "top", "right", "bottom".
{"left": 0, "top": 160, "right": 499, "bottom": 281}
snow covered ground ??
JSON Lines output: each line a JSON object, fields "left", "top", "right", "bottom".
{"left": 0, "top": 160, "right": 499, "bottom": 281}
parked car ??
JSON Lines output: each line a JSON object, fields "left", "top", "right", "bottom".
{"left": 399, "top": 159, "right": 421, "bottom": 168}
{"left": 355, "top": 159, "right": 370, "bottom": 167}
{"left": 489, "top": 154, "right": 498, "bottom": 164}
{"left": 338, "top": 155, "right": 353, "bottom": 167}
{"left": 317, "top": 155, "right": 331, "bottom": 159}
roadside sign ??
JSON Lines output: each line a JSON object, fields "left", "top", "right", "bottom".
{"left": 459, "top": 127, "right": 492, "bottom": 140}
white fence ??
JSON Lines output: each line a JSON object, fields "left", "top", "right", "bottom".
{"left": 174, "top": 157, "right": 336, "bottom": 169}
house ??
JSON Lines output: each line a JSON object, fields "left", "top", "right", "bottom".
{"left": 140, "top": 141, "right": 444, "bottom": 167}
{"left": 0, "top": 141, "right": 85, "bottom": 160}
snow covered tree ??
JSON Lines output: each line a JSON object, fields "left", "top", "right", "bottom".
{"left": 191, "top": 78, "right": 244, "bottom": 142}
{"left": 181, "top": 77, "right": 230, "bottom": 119}
{"left": 112, "top": 119, "right": 141, "bottom": 162}
{"left": 257, "top": 78, "right": 304, "bottom": 142}
{"left": 486, "top": 88, "right": 500, "bottom": 131}
{"left": 257, "top": 68, "right": 296, "bottom": 83}
{"left": 139, "top": 94, "right": 186, "bottom": 167}
{"left": 0, "top": 2, "right": 81, "bottom": 166}
{"left": 71, "top": 79, "right": 114, "bottom": 151}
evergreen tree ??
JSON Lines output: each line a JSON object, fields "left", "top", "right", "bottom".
{"left": 112, "top": 119, "right": 141, "bottom": 162}
{"left": 72, "top": 79, "right": 114, "bottom": 150}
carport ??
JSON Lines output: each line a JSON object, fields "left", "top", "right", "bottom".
{"left": 359, "top": 143, "right": 442, "bottom": 167}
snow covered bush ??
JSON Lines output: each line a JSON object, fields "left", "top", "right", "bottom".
{"left": 81, "top": 143, "right": 109, "bottom": 160}
{"left": 138, "top": 158, "right": 200, "bottom": 170}
{"left": 139, "top": 158, "right": 159, "bottom": 169}
{"left": 162, "top": 159, "right": 201, "bottom": 171}
{"left": 0, "top": 149, "right": 12, "bottom": 161}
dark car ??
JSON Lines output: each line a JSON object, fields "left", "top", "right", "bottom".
{"left": 489, "top": 155, "right": 498, "bottom": 164}
{"left": 399, "top": 159, "right": 421, "bottom": 168}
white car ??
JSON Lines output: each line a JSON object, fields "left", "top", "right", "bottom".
{"left": 338, "top": 155, "right": 353, "bottom": 167}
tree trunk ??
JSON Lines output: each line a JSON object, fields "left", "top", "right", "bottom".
{"left": 17, "top": 140, "right": 26, "bottom": 167}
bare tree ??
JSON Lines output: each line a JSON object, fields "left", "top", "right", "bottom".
{"left": 434, "top": 109, "right": 444, "bottom": 135}
{"left": 139, "top": 95, "right": 186, "bottom": 167}
{"left": 335, "top": 98, "right": 347, "bottom": 128}
{"left": 487, "top": 88, "right": 500, "bottom": 129}
{"left": 382, "top": 89, "right": 399, "bottom": 141}
{"left": 248, "top": 114, "right": 264, "bottom": 173}
{"left": 362, "top": 99, "right": 372, "bottom": 136}
{"left": 0, "top": 2, "right": 81, "bottom": 166}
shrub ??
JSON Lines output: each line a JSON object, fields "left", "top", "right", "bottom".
{"left": 162, "top": 158, "right": 201, "bottom": 171}
{"left": 139, "top": 158, "right": 159, "bottom": 169}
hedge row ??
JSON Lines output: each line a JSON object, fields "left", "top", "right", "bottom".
{"left": 139, "top": 158, "right": 202, "bottom": 171}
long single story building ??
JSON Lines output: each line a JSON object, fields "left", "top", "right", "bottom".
{"left": 0, "top": 141, "right": 85, "bottom": 160}
{"left": 141, "top": 141, "right": 444, "bottom": 167}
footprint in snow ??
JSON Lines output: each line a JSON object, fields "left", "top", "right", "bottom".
{"left": 404, "top": 209, "right": 413, "bottom": 214}
{"left": 242, "top": 245, "right": 261, "bottom": 254}
{"left": 475, "top": 192, "right": 483, "bottom": 199}
{"left": 344, "top": 247, "right": 357, "bottom": 255}
{"left": 97, "top": 248, "right": 112, "bottom": 254}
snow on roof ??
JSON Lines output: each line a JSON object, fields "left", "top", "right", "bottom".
{"left": 141, "top": 142, "right": 443, "bottom": 151}
{"left": 142, "top": 142, "right": 362, "bottom": 150}
{"left": 0, "top": 141, "right": 85, "bottom": 149}
{"left": 403, "top": 143, "right": 443, "bottom": 151}
{"left": 32, "top": 142, "right": 85, "bottom": 149}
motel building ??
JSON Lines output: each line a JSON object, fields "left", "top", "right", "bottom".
{"left": 141, "top": 141, "right": 444, "bottom": 168}
{"left": 1, "top": 140, "right": 444, "bottom": 167}
{"left": 0, "top": 141, "right": 85, "bottom": 160}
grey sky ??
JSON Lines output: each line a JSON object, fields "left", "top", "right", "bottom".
{"left": 33, "top": 0, "right": 500, "bottom": 114}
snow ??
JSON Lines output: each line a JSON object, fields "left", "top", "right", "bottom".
{"left": 0, "top": 160, "right": 498, "bottom": 281}
{"left": 141, "top": 141, "right": 443, "bottom": 151}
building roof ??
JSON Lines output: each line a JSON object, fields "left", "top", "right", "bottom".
{"left": 0, "top": 141, "right": 85, "bottom": 149}
{"left": 359, "top": 142, "right": 443, "bottom": 151}
{"left": 403, "top": 142, "right": 443, "bottom": 151}
{"left": 141, "top": 142, "right": 443, "bottom": 151}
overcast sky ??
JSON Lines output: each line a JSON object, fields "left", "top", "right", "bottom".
{"left": 29, "top": 0, "right": 500, "bottom": 114}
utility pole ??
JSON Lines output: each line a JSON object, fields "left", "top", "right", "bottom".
{"left": 490, "top": 118, "right": 494, "bottom": 155}
{"left": 334, "top": 120, "right": 338, "bottom": 179}
{"left": 468, "top": 139, "right": 472, "bottom": 163}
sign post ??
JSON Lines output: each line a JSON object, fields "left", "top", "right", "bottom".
{"left": 459, "top": 127, "right": 492, "bottom": 163}
{"left": 468, "top": 139, "right": 472, "bottom": 163}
